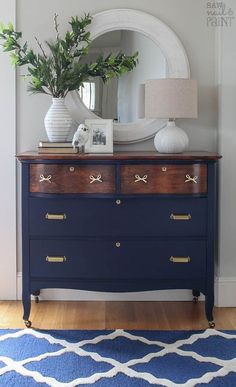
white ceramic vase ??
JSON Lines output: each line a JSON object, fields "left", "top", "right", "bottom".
{"left": 154, "top": 120, "right": 189, "bottom": 153}
{"left": 44, "top": 98, "right": 73, "bottom": 142}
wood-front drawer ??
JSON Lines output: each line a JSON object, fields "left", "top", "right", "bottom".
{"left": 30, "top": 239, "right": 206, "bottom": 280}
{"left": 29, "top": 197, "right": 207, "bottom": 237}
{"left": 30, "top": 164, "right": 115, "bottom": 193}
{"left": 121, "top": 164, "right": 207, "bottom": 194}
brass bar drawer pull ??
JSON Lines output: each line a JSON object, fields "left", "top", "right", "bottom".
{"left": 170, "top": 213, "right": 192, "bottom": 221}
{"left": 170, "top": 256, "right": 191, "bottom": 263}
{"left": 89, "top": 174, "right": 103, "bottom": 184}
{"left": 46, "top": 256, "right": 67, "bottom": 263}
{"left": 39, "top": 174, "right": 52, "bottom": 183}
{"left": 134, "top": 174, "right": 148, "bottom": 183}
{"left": 45, "top": 213, "right": 67, "bottom": 220}
{"left": 185, "top": 174, "right": 198, "bottom": 184}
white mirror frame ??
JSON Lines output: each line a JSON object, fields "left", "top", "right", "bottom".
{"left": 67, "top": 9, "right": 190, "bottom": 144}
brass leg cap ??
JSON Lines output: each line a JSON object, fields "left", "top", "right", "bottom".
{"left": 208, "top": 321, "right": 215, "bottom": 329}
{"left": 24, "top": 320, "right": 32, "bottom": 328}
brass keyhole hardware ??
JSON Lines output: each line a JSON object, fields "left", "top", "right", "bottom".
{"left": 69, "top": 167, "right": 75, "bottom": 172}
{"left": 39, "top": 174, "right": 52, "bottom": 183}
{"left": 185, "top": 174, "right": 198, "bottom": 184}
{"left": 134, "top": 174, "right": 148, "bottom": 183}
{"left": 116, "top": 199, "right": 121, "bottom": 205}
{"left": 170, "top": 256, "right": 191, "bottom": 263}
{"left": 89, "top": 174, "right": 103, "bottom": 184}
{"left": 115, "top": 242, "right": 121, "bottom": 248}
{"left": 45, "top": 213, "right": 67, "bottom": 220}
{"left": 162, "top": 167, "right": 167, "bottom": 172}
{"left": 46, "top": 256, "right": 67, "bottom": 263}
{"left": 170, "top": 213, "right": 192, "bottom": 221}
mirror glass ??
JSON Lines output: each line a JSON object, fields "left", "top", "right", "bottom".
{"left": 79, "top": 30, "right": 167, "bottom": 123}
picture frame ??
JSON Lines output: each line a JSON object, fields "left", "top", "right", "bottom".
{"left": 85, "top": 119, "right": 113, "bottom": 153}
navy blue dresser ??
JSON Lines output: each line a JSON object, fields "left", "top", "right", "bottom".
{"left": 17, "top": 151, "right": 221, "bottom": 328}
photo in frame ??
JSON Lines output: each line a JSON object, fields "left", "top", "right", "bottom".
{"left": 85, "top": 119, "right": 113, "bottom": 153}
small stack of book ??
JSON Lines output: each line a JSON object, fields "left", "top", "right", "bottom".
{"left": 38, "top": 141, "right": 78, "bottom": 154}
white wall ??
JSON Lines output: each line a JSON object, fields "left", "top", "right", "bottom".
{"left": 218, "top": 1, "right": 236, "bottom": 285}
{"left": 3, "top": 0, "right": 228, "bottom": 301}
{"left": 0, "top": 0, "right": 16, "bottom": 299}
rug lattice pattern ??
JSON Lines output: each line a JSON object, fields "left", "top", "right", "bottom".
{"left": 0, "top": 329, "right": 236, "bottom": 386}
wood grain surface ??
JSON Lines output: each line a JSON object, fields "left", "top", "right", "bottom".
{"left": 17, "top": 151, "right": 222, "bottom": 161}
{"left": 30, "top": 164, "right": 116, "bottom": 193}
{"left": 121, "top": 164, "right": 207, "bottom": 194}
{"left": 0, "top": 301, "right": 235, "bottom": 330}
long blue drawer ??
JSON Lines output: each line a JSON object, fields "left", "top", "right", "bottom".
{"left": 29, "top": 197, "right": 207, "bottom": 237}
{"left": 30, "top": 239, "right": 206, "bottom": 279}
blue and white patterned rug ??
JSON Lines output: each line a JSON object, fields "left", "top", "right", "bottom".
{"left": 0, "top": 329, "right": 236, "bottom": 386}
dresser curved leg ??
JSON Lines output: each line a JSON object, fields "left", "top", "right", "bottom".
{"left": 22, "top": 292, "right": 31, "bottom": 328}
{"left": 192, "top": 289, "right": 200, "bottom": 303}
{"left": 205, "top": 292, "right": 215, "bottom": 328}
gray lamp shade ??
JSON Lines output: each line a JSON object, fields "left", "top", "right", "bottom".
{"left": 145, "top": 78, "right": 198, "bottom": 119}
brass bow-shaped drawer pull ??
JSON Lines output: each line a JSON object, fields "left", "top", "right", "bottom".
{"left": 45, "top": 213, "right": 67, "bottom": 220}
{"left": 170, "top": 256, "right": 191, "bottom": 263}
{"left": 134, "top": 174, "right": 148, "bottom": 183}
{"left": 46, "top": 256, "right": 67, "bottom": 263}
{"left": 170, "top": 213, "right": 192, "bottom": 221}
{"left": 39, "top": 174, "right": 52, "bottom": 183}
{"left": 89, "top": 174, "right": 103, "bottom": 184}
{"left": 185, "top": 174, "right": 198, "bottom": 184}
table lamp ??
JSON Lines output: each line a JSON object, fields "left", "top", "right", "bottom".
{"left": 145, "top": 79, "right": 198, "bottom": 153}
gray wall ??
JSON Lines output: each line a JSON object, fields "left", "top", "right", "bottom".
{"left": 0, "top": 0, "right": 17, "bottom": 299}
{"left": 16, "top": 0, "right": 218, "bottom": 272}
{"left": 218, "top": 0, "right": 236, "bottom": 277}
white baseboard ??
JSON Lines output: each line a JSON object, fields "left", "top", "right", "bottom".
{"left": 214, "top": 277, "right": 236, "bottom": 307}
{"left": 16, "top": 273, "right": 236, "bottom": 306}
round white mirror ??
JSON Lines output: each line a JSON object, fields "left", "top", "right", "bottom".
{"left": 67, "top": 9, "right": 190, "bottom": 144}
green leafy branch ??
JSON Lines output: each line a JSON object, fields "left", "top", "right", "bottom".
{"left": 0, "top": 14, "right": 138, "bottom": 98}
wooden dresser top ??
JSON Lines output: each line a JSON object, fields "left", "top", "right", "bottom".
{"left": 17, "top": 151, "right": 221, "bottom": 161}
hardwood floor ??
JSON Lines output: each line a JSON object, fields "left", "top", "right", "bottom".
{"left": 0, "top": 301, "right": 236, "bottom": 330}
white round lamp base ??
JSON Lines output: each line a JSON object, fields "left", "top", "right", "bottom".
{"left": 154, "top": 122, "right": 189, "bottom": 153}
